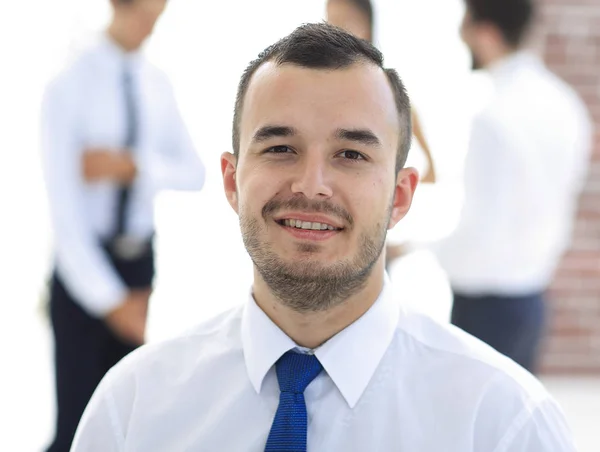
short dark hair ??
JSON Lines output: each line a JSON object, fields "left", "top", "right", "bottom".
{"left": 232, "top": 23, "right": 412, "bottom": 174}
{"left": 466, "top": 0, "right": 535, "bottom": 47}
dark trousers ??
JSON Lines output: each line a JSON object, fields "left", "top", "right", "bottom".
{"left": 451, "top": 291, "right": 546, "bottom": 373}
{"left": 46, "top": 243, "right": 154, "bottom": 452}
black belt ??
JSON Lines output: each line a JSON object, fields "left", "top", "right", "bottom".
{"left": 103, "top": 235, "right": 153, "bottom": 261}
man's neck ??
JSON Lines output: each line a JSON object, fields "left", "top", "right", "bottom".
{"left": 483, "top": 46, "right": 519, "bottom": 71}
{"left": 107, "top": 21, "right": 141, "bottom": 53}
{"left": 252, "top": 260, "right": 386, "bottom": 349}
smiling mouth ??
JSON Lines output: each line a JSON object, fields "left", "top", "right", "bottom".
{"left": 275, "top": 218, "right": 343, "bottom": 231}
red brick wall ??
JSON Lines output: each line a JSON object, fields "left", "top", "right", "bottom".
{"left": 537, "top": 0, "right": 600, "bottom": 374}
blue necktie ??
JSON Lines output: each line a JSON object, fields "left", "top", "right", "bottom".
{"left": 265, "top": 351, "right": 323, "bottom": 452}
{"left": 115, "top": 63, "right": 137, "bottom": 237}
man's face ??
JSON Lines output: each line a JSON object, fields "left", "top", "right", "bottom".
{"left": 326, "top": 0, "right": 371, "bottom": 42}
{"left": 222, "top": 62, "right": 417, "bottom": 311}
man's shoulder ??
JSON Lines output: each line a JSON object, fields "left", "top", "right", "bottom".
{"left": 392, "top": 311, "right": 573, "bottom": 451}
{"left": 394, "top": 309, "right": 549, "bottom": 402}
{"left": 107, "top": 305, "right": 245, "bottom": 384}
{"left": 43, "top": 46, "right": 99, "bottom": 99}
{"left": 486, "top": 61, "right": 588, "bottom": 127}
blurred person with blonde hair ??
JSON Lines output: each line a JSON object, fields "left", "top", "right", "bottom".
{"left": 41, "top": 0, "right": 205, "bottom": 450}
{"left": 394, "top": 0, "right": 592, "bottom": 374}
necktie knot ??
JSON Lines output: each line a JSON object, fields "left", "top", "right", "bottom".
{"left": 275, "top": 351, "right": 323, "bottom": 394}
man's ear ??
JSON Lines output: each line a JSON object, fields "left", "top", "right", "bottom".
{"left": 388, "top": 167, "right": 419, "bottom": 229}
{"left": 221, "top": 152, "right": 239, "bottom": 214}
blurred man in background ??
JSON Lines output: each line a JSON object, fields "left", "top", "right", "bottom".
{"left": 392, "top": 0, "right": 592, "bottom": 373}
{"left": 41, "top": 0, "right": 205, "bottom": 450}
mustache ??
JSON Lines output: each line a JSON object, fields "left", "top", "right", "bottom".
{"left": 262, "top": 196, "right": 354, "bottom": 228}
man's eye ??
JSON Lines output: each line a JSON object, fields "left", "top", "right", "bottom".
{"left": 338, "top": 150, "right": 365, "bottom": 161}
{"left": 265, "top": 145, "right": 293, "bottom": 154}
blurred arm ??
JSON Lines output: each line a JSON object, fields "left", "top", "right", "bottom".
{"left": 41, "top": 78, "right": 127, "bottom": 317}
{"left": 412, "top": 109, "right": 436, "bottom": 183}
{"left": 135, "top": 81, "right": 205, "bottom": 193}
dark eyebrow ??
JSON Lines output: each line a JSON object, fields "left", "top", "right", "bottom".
{"left": 252, "top": 125, "right": 297, "bottom": 143}
{"left": 335, "top": 128, "right": 382, "bottom": 147}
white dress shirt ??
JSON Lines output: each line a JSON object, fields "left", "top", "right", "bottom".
{"left": 72, "top": 277, "right": 575, "bottom": 451}
{"left": 433, "top": 52, "right": 592, "bottom": 295}
{"left": 41, "top": 34, "right": 205, "bottom": 316}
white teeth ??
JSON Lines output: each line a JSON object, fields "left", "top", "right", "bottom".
{"left": 281, "top": 219, "right": 338, "bottom": 231}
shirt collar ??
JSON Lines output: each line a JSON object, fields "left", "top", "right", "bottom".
{"left": 488, "top": 51, "right": 541, "bottom": 82}
{"left": 97, "top": 32, "right": 144, "bottom": 73}
{"left": 241, "top": 275, "right": 399, "bottom": 408}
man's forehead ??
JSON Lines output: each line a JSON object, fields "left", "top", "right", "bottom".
{"left": 247, "top": 60, "right": 387, "bottom": 90}
{"left": 250, "top": 61, "right": 282, "bottom": 82}
{"left": 239, "top": 61, "right": 400, "bottom": 150}
{"left": 242, "top": 61, "right": 397, "bottom": 121}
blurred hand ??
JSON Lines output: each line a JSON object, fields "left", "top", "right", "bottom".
{"left": 82, "top": 148, "right": 137, "bottom": 184}
{"left": 104, "top": 289, "right": 151, "bottom": 346}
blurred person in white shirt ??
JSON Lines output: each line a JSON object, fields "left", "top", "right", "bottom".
{"left": 390, "top": 0, "right": 592, "bottom": 373}
{"left": 41, "top": 0, "right": 205, "bottom": 450}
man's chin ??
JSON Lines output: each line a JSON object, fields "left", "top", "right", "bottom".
{"left": 280, "top": 259, "right": 330, "bottom": 275}
{"left": 274, "top": 241, "right": 335, "bottom": 260}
